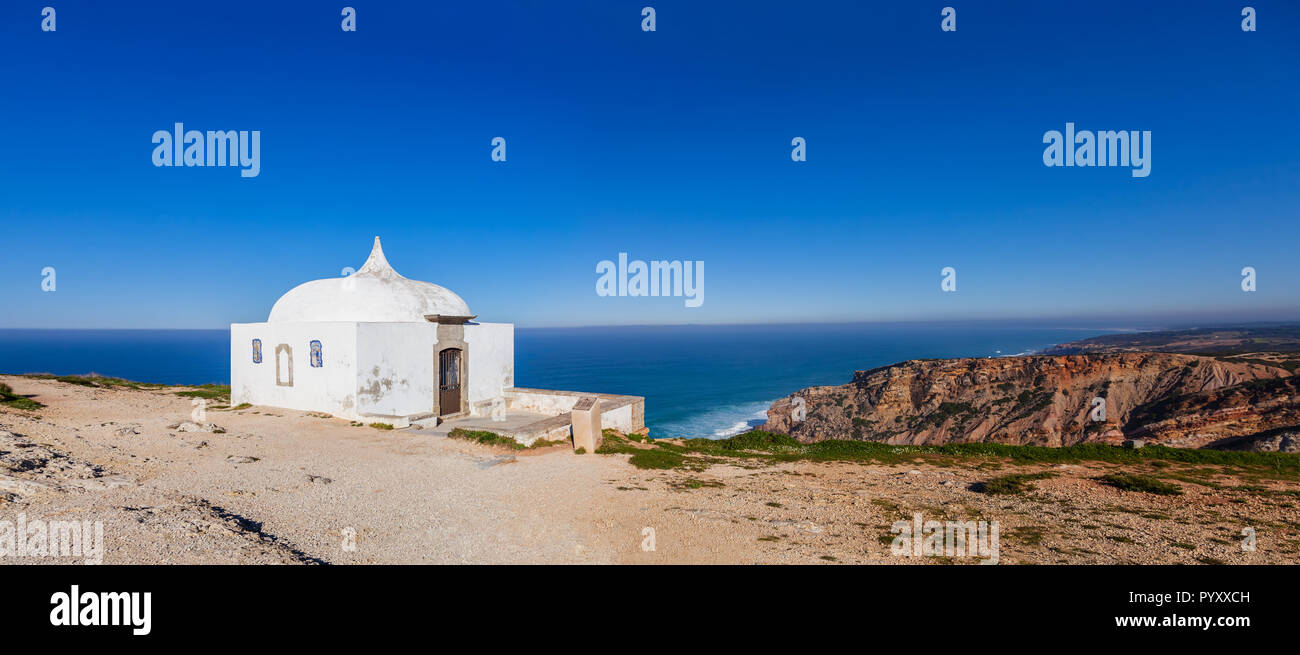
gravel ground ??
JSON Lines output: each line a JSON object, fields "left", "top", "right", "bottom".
{"left": 2, "top": 375, "right": 1298, "bottom": 565}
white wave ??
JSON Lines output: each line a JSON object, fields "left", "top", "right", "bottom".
{"left": 653, "top": 400, "right": 774, "bottom": 440}
{"left": 713, "top": 420, "right": 754, "bottom": 439}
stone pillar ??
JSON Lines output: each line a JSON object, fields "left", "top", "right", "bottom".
{"left": 571, "top": 396, "right": 602, "bottom": 453}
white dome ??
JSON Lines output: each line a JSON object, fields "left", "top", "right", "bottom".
{"left": 268, "top": 237, "right": 472, "bottom": 323}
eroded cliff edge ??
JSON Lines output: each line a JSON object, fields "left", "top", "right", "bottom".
{"left": 763, "top": 353, "right": 1300, "bottom": 451}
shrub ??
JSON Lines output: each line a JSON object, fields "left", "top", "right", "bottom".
{"left": 175, "top": 384, "right": 231, "bottom": 400}
{"left": 1094, "top": 473, "right": 1183, "bottom": 495}
{"left": 971, "top": 472, "right": 1056, "bottom": 495}
{"left": 448, "top": 428, "right": 521, "bottom": 448}
{"left": 0, "top": 382, "right": 44, "bottom": 411}
{"left": 627, "top": 448, "right": 685, "bottom": 470}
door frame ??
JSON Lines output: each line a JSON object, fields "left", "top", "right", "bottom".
{"left": 437, "top": 347, "right": 464, "bottom": 417}
{"left": 432, "top": 323, "right": 469, "bottom": 419}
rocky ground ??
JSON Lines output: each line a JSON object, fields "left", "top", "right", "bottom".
{"left": 2, "top": 375, "right": 1298, "bottom": 565}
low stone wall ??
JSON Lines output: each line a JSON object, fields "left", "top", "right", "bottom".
{"left": 503, "top": 387, "right": 645, "bottom": 433}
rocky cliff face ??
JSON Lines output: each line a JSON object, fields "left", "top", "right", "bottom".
{"left": 763, "top": 354, "right": 1299, "bottom": 450}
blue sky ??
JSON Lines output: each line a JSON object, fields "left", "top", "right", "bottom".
{"left": 1, "top": 0, "right": 1297, "bottom": 328}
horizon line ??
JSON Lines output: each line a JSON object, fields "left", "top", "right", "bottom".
{"left": 4, "top": 315, "right": 1300, "bottom": 332}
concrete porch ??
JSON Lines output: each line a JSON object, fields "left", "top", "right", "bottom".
{"left": 407, "top": 388, "right": 645, "bottom": 447}
{"left": 411, "top": 410, "right": 572, "bottom": 445}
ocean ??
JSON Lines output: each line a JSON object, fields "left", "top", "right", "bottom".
{"left": 0, "top": 324, "right": 1111, "bottom": 439}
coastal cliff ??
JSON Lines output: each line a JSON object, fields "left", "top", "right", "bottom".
{"left": 763, "top": 353, "right": 1300, "bottom": 450}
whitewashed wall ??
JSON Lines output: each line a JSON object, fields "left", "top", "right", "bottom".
{"left": 504, "top": 388, "right": 641, "bottom": 432}
{"left": 231, "top": 321, "right": 514, "bottom": 422}
{"left": 600, "top": 403, "right": 636, "bottom": 432}
{"left": 505, "top": 389, "right": 581, "bottom": 414}
{"left": 230, "top": 322, "right": 359, "bottom": 418}
{"left": 465, "top": 322, "right": 514, "bottom": 408}
{"left": 354, "top": 323, "right": 438, "bottom": 419}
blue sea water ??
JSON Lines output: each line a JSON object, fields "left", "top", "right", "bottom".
{"left": 0, "top": 324, "right": 1111, "bottom": 439}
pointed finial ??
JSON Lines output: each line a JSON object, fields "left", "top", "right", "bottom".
{"left": 356, "top": 236, "right": 403, "bottom": 278}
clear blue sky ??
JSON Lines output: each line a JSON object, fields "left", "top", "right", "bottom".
{"left": 1, "top": 1, "right": 1297, "bottom": 328}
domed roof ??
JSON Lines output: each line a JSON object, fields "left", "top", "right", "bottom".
{"left": 268, "top": 237, "right": 472, "bottom": 323}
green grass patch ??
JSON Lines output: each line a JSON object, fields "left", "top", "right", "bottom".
{"left": 595, "top": 432, "right": 642, "bottom": 455}
{"left": 714, "top": 430, "right": 802, "bottom": 451}
{"left": 369, "top": 422, "right": 394, "bottom": 430}
{"left": 595, "top": 432, "right": 702, "bottom": 469}
{"left": 20, "top": 374, "right": 232, "bottom": 403}
{"left": 627, "top": 448, "right": 686, "bottom": 470}
{"left": 1095, "top": 473, "right": 1184, "bottom": 495}
{"left": 21, "top": 373, "right": 168, "bottom": 390}
{"left": 0, "top": 382, "right": 45, "bottom": 411}
{"left": 448, "top": 428, "right": 525, "bottom": 449}
{"left": 174, "top": 384, "right": 231, "bottom": 400}
{"left": 609, "top": 428, "right": 648, "bottom": 443}
{"left": 447, "top": 428, "right": 571, "bottom": 451}
{"left": 972, "top": 472, "right": 1056, "bottom": 495}
{"left": 590, "top": 428, "right": 1300, "bottom": 481}
{"left": 647, "top": 430, "right": 1300, "bottom": 480}
{"left": 672, "top": 478, "right": 724, "bottom": 490}
{"left": 1006, "top": 526, "right": 1047, "bottom": 546}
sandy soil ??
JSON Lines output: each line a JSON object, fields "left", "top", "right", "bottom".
{"left": 2, "top": 375, "right": 1298, "bottom": 565}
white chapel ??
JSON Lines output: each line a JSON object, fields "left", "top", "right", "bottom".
{"left": 230, "top": 237, "right": 643, "bottom": 444}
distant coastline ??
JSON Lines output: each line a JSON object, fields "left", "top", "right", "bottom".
{"left": 760, "top": 325, "right": 1300, "bottom": 450}
{"left": 0, "top": 323, "right": 1118, "bottom": 440}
